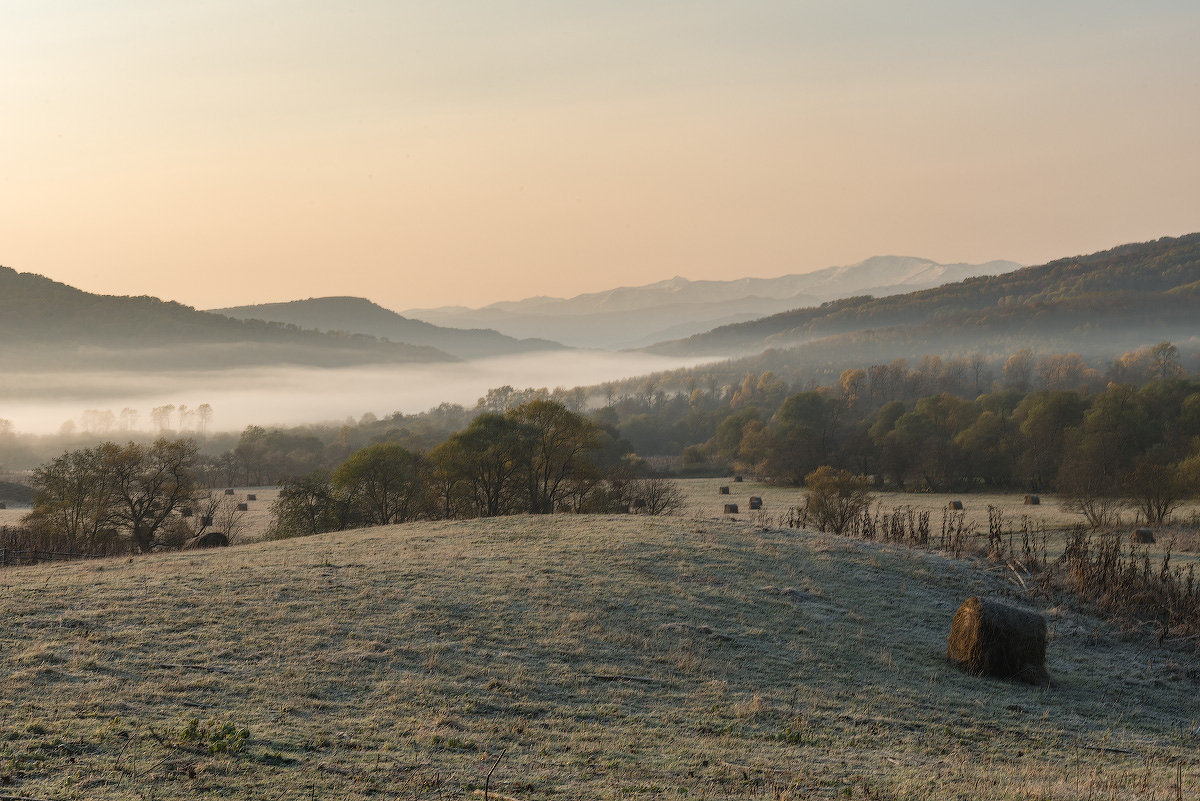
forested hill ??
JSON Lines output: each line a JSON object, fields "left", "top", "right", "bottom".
{"left": 0, "top": 267, "right": 455, "bottom": 370}
{"left": 645, "top": 233, "right": 1200, "bottom": 359}
{"left": 211, "top": 296, "right": 564, "bottom": 359}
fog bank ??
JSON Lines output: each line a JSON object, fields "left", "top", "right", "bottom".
{"left": 0, "top": 351, "right": 716, "bottom": 435}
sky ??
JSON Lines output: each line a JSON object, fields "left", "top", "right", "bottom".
{"left": 3, "top": 1, "right": 1198, "bottom": 312}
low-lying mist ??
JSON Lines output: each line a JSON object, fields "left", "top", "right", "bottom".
{"left": 0, "top": 351, "right": 716, "bottom": 436}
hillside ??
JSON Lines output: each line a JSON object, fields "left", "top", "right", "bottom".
{"left": 0, "top": 513, "right": 1193, "bottom": 799}
{"left": 646, "top": 233, "right": 1200, "bottom": 359}
{"left": 210, "top": 296, "right": 564, "bottom": 359}
{"left": 403, "top": 257, "right": 1019, "bottom": 349}
{"left": 0, "top": 267, "right": 455, "bottom": 370}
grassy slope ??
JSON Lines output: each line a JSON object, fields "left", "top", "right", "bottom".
{"left": 1, "top": 514, "right": 1196, "bottom": 800}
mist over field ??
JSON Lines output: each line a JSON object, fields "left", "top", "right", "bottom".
{"left": 0, "top": 351, "right": 714, "bottom": 435}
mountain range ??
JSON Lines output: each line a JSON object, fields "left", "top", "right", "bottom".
{"left": 401, "top": 256, "right": 1021, "bottom": 349}
{"left": 0, "top": 266, "right": 454, "bottom": 371}
{"left": 210, "top": 296, "right": 562, "bottom": 359}
{"left": 643, "top": 233, "right": 1200, "bottom": 364}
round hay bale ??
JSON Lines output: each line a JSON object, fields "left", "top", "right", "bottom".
{"left": 1023, "top": 494, "right": 1040, "bottom": 505}
{"left": 184, "top": 531, "right": 229, "bottom": 550}
{"left": 724, "top": 503, "right": 739, "bottom": 514}
{"left": 1131, "top": 528, "right": 1155, "bottom": 544}
{"left": 246, "top": 493, "right": 257, "bottom": 501}
{"left": 948, "top": 500, "right": 963, "bottom": 510}
{"left": 236, "top": 503, "right": 249, "bottom": 512}
{"left": 947, "top": 596, "right": 1048, "bottom": 685}
{"left": 748, "top": 496, "right": 763, "bottom": 510}
{"left": 734, "top": 475, "right": 744, "bottom": 483}
{"left": 719, "top": 486, "right": 730, "bottom": 495}
{"left": 224, "top": 488, "right": 235, "bottom": 495}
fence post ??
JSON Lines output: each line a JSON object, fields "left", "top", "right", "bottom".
{"left": 1, "top": 547, "right": 5, "bottom": 567}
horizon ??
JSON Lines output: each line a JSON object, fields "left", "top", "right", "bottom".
{"left": 4, "top": 3, "right": 1198, "bottom": 311}
{"left": 7, "top": 249, "right": 1036, "bottom": 313}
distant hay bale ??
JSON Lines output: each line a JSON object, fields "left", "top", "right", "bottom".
{"left": 734, "top": 476, "right": 744, "bottom": 483}
{"left": 724, "top": 503, "right": 739, "bottom": 514}
{"left": 1024, "top": 494, "right": 1040, "bottom": 505}
{"left": 748, "top": 496, "right": 763, "bottom": 510}
{"left": 947, "top": 596, "right": 1048, "bottom": 685}
{"left": 948, "top": 500, "right": 963, "bottom": 510}
{"left": 1131, "top": 528, "right": 1155, "bottom": 544}
{"left": 184, "top": 531, "right": 229, "bottom": 550}
{"left": 719, "top": 486, "right": 730, "bottom": 495}
{"left": 224, "top": 489, "right": 235, "bottom": 495}
{"left": 246, "top": 494, "right": 257, "bottom": 501}
{"left": 236, "top": 503, "right": 249, "bottom": 512}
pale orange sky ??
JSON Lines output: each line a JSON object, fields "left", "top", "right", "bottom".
{"left": 3, "top": 2, "right": 1198, "bottom": 311}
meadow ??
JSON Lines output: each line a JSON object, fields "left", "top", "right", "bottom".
{"left": 0, "top": 497, "right": 1197, "bottom": 799}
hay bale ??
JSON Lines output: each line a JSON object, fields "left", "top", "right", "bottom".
{"left": 748, "top": 496, "right": 763, "bottom": 510}
{"left": 724, "top": 503, "right": 739, "bottom": 514}
{"left": 947, "top": 596, "right": 1048, "bottom": 685}
{"left": 948, "top": 500, "right": 963, "bottom": 510}
{"left": 719, "top": 486, "right": 730, "bottom": 495}
{"left": 180, "top": 507, "right": 193, "bottom": 518}
{"left": 236, "top": 503, "right": 249, "bottom": 512}
{"left": 1023, "top": 494, "right": 1040, "bottom": 505}
{"left": 184, "top": 531, "right": 229, "bottom": 550}
{"left": 246, "top": 493, "right": 257, "bottom": 501}
{"left": 224, "top": 488, "right": 235, "bottom": 495}
{"left": 1131, "top": 528, "right": 1155, "bottom": 544}
{"left": 734, "top": 476, "right": 744, "bottom": 483}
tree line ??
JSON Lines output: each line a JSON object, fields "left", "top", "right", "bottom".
{"left": 14, "top": 400, "right": 682, "bottom": 553}
{"left": 268, "top": 399, "right": 683, "bottom": 538}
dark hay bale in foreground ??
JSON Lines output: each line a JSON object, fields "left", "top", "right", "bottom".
{"left": 1131, "top": 528, "right": 1155, "bottom": 544}
{"left": 246, "top": 493, "right": 257, "bottom": 501}
{"left": 1024, "top": 494, "right": 1040, "bottom": 505}
{"left": 947, "top": 596, "right": 1048, "bottom": 685}
{"left": 184, "top": 531, "right": 229, "bottom": 550}
{"left": 236, "top": 503, "right": 249, "bottom": 511}
{"left": 719, "top": 486, "right": 730, "bottom": 495}
{"left": 724, "top": 503, "right": 739, "bottom": 514}
{"left": 748, "top": 496, "right": 763, "bottom": 510}
{"left": 948, "top": 500, "right": 963, "bottom": 510}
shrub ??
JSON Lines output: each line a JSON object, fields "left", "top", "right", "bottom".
{"left": 801, "top": 466, "right": 873, "bottom": 535}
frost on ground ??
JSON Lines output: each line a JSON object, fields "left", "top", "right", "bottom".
{"left": 0, "top": 509, "right": 1196, "bottom": 799}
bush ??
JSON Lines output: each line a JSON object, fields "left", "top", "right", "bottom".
{"left": 802, "top": 466, "right": 873, "bottom": 535}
